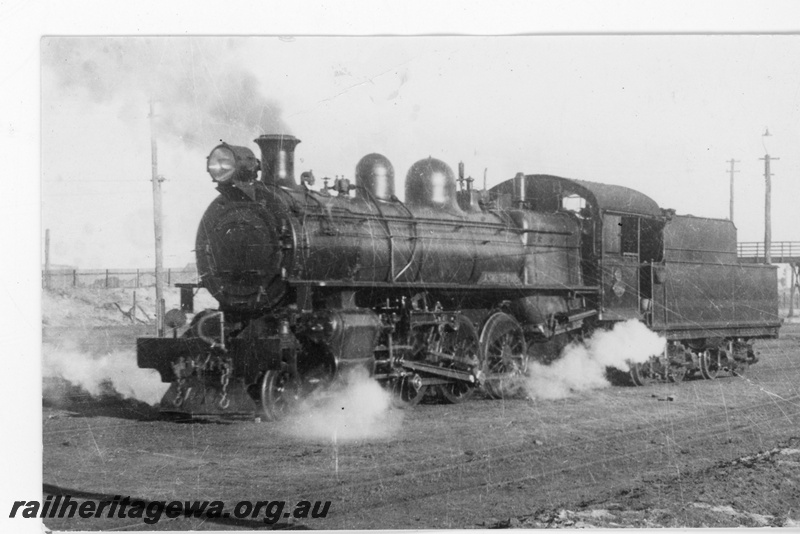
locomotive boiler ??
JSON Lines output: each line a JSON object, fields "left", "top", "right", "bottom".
{"left": 138, "top": 134, "right": 780, "bottom": 418}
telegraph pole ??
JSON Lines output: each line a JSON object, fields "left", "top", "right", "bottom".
{"left": 149, "top": 99, "right": 165, "bottom": 336}
{"left": 759, "top": 129, "right": 778, "bottom": 265}
{"left": 726, "top": 159, "right": 739, "bottom": 222}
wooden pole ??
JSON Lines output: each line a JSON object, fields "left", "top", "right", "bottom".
{"left": 44, "top": 229, "right": 51, "bottom": 289}
{"left": 764, "top": 154, "right": 772, "bottom": 265}
{"left": 726, "top": 159, "right": 739, "bottom": 222}
{"left": 760, "top": 130, "right": 779, "bottom": 266}
{"left": 790, "top": 263, "right": 799, "bottom": 318}
{"left": 150, "top": 99, "right": 165, "bottom": 337}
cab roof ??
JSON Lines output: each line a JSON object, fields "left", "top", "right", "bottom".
{"left": 491, "top": 174, "right": 663, "bottom": 219}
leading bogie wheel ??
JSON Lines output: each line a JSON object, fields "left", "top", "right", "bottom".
{"left": 480, "top": 312, "right": 527, "bottom": 399}
{"left": 258, "top": 369, "right": 299, "bottom": 421}
{"left": 391, "top": 375, "right": 428, "bottom": 408}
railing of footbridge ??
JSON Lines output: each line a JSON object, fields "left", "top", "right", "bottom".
{"left": 737, "top": 242, "right": 800, "bottom": 264}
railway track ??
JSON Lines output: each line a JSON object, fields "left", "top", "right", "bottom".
{"left": 280, "top": 393, "right": 800, "bottom": 516}
{"left": 42, "top": 327, "right": 800, "bottom": 529}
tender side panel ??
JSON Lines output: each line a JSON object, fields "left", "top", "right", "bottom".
{"left": 651, "top": 261, "right": 779, "bottom": 339}
{"left": 662, "top": 215, "right": 738, "bottom": 263}
{"left": 733, "top": 263, "right": 780, "bottom": 328}
{"left": 652, "top": 214, "right": 779, "bottom": 339}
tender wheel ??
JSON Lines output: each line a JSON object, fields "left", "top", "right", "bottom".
{"left": 629, "top": 360, "right": 658, "bottom": 386}
{"left": 480, "top": 312, "right": 527, "bottom": 399}
{"left": 727, "top": 340, "right": 754, "bottom": 376}
{"left": 667, "top": 345, "right": 688, "bottom": 383}
{"left": 667, "top": 361, "right": 687, "bottom": 383}
{"left": 699, "top": 349, "right": 720, "bottom": 380}
{"left": 436, "top": 315, "right": 481, "bottom": 404}
{"left": 258, "top": 369, "right": 299, "bottom": 421}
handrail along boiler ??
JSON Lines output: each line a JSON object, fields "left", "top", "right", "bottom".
{"left": 137, "top": 134, "right": 780, "bottom": 417}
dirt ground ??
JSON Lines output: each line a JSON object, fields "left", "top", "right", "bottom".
{"left": 42, "top": 319, "right": 800, "bottom": 530}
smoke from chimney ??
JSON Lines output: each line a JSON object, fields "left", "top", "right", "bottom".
{"left": 42, "top": 37, "right": 290, "bottom": 151}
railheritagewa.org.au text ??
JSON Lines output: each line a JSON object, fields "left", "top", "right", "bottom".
{"left": 10, "top": 495, "right": 331, "bottom": 524}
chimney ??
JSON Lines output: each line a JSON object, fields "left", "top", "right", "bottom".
{"left": 513, "top": 172, "right": 526, "bottom": 207}
{"left": 254, "top": 134, "right": 301, "bottom": 188}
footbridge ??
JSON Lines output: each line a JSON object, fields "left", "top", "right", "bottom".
{"left": 739, "top": 242, "right": 800, "bottom": 314}
{"left": 737, "top": 242, "right": 800, "bottom": 264}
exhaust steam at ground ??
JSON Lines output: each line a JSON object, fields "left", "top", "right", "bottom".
{"left": 526, "top": 320, "right": 666, "bottom": 400}
{"left": 43, "top": 342, "right": 168, "bottom": 405}
{"left": 279, "top": 367, "right": 403, "bottom": 443}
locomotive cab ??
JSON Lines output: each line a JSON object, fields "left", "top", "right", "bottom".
{"left": 598, "top": 212, "right": 665, "bottom": 321}
{"left": 490, "top": 174, "right": 666, "bottom": 324}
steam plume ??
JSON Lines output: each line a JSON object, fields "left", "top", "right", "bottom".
{"left": 42, "top": 37, "right": 289, "bottom": 150}
{"left": 526, "top": 320, "right": 666, "bottom": 400}
{"left": 43, "top": 342, "right": 168, "bottom": 405}
{"left": 279, "top": 367, "right": 403, "bottom": 443}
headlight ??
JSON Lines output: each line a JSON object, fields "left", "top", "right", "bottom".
{"left": 206, "top": 143, "right": 260, "bottom": 183}
{"left": 207, "top": 145, "right": 236, "bottom": 182}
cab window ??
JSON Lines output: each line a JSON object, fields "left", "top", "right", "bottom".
{"left": 621, "top": 216, "right": 639, "bottom": 256}
{"left": 603, "top": 214, "right": 639, "bottom": 256}
{"left": 603, "top": 215, "right": 621, "bottom": 254}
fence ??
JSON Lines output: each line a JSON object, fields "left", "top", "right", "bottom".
{"left": 42, "top": 268, "right": 198, "bottom": 289}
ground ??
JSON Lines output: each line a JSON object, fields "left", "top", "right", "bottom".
{"left": 41, "top": 288, "right": 800, "bottom": 530}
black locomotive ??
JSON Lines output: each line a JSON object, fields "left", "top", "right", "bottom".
{"left": 137, "top": 134, "right": 780, "bottom": 418}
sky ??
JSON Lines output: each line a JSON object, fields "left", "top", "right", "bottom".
{"left": 40, "top": 34, "right": 800, "bottom": 269}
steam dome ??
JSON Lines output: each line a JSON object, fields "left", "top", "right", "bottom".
{"left": 405, "top": 157, "right": 462, "bottom": 213}
{"left": 355, "top": 153, "right": 395, "bottom": 200}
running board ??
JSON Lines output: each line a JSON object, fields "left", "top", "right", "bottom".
{"left": 526, "top": 309, "right": 598, "bottom": 338}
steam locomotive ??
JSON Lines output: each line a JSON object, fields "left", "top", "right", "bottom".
{"left": 137, "top": 134, "right": 780, "bottom": 419}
